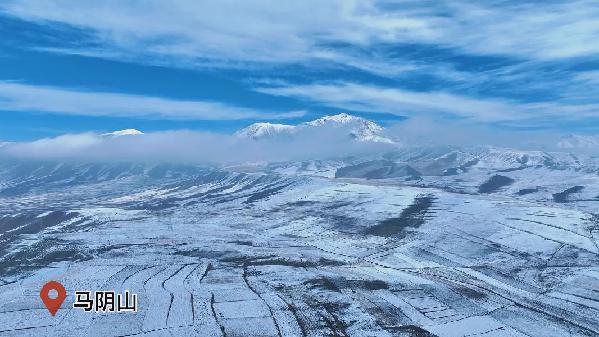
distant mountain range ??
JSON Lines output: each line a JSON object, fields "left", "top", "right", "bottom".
{"left": 557, "top": 134, "right": 599, "bottom": 150}
{"left": 1, "top": 113, "right": 599, "bottom": 202}
{"left": 1, "top": 114, "right": 597, "bottom": 178}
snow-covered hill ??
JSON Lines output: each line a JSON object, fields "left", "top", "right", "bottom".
{"left": 385, "top": 145, "right": 596, "bottom": 174}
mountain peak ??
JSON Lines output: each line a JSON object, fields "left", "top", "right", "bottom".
{"left": 102, "top": 129, "right": 144, "bottom": 137}
{"left": 304, "top": 113, "right": 373, "bottom": 126}
{"left": 234, "top": 123, "right": 294, "bottom": 139}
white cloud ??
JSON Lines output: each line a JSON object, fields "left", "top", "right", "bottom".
{"left": 0, "top": 81, "right": 304, "bottom": 120}
{"left": 3, "top": 0, "right": 597, "bottom": 69}
{"left": 257, "top": 82, "right": 599, "bottom": 124}
{"left": 2, "top": 0, "right": 419, "bottom": 65}
{"left": 257, "top": 82, "right": 515, "bottom": 122}
{"left": 440, "top": 1, "right": 599, "bottom": 60}
{"left": 0, "top": 128, "right": 393, "bottom": 163}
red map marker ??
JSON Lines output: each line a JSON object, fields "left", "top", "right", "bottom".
{"left": 40, "top": 281, "right": 66, "bottom": 316}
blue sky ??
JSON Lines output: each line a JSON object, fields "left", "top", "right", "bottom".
{"left": 0, "top": 0, "right": 598, "bottom": 141}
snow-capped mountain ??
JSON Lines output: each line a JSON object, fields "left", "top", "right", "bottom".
{"left": 102, "top": 129, "right": 144, "bottom": 137}
{"left": 234, "top": 123, "right": 294, "bottom": 139}
{"left": 235, "top": 113, "right": 394, "bottom": 143}
{"left": 304, "top": 113, "right": 392, "bottom": 143}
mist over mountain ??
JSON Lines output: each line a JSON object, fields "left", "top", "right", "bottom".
{"left": 1, "top": 113, "right": 597, "bottom": 166}
{"left": 0, "top": 114, "right": 397, "bottom": 164}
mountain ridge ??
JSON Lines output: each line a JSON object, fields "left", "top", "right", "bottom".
{"left": 235, "top": 113, "right": 394, "bottom": 143}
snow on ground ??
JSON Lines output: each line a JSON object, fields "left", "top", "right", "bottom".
{"left": 0, "top": 161, "right": 597, "bottom": 336}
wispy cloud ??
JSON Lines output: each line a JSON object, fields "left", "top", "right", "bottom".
{"left": 0, "top": 82, "right": 304, "bottom": 120}
{"left": 3, "top": 0, "right": 597, "bottom": 67}
{"left": 573, "top": 70, "right": 599, "bottom": 87}
{"left": 2, "top": 1, "right": 598, "bottom": 131}
{"left": 257, "top": 82, "right": 599, "bottom": 125}
{"left": 438, "top": 1, "right": 599, "bottom": 60}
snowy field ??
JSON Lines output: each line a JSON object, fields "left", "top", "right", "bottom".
{"left": 0, "top": 152, "right": 598, "bottom": 336}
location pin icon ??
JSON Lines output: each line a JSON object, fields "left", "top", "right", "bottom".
{"left": 40, "top": 281, "right": 66, "bottom": 316}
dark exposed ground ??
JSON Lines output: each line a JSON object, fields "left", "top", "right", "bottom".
{"left": 478, "top": 175, "right": 515, "bottom": 193}
{"left": 364, "top": 195, "right": 436, "bottom": 237}
{"left": 553, "top": 186, "right": 585, "bottom": 203}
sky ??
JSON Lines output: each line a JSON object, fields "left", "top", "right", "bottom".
{"left": 1, "top": 0, "right": 599, "bottom": 141}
